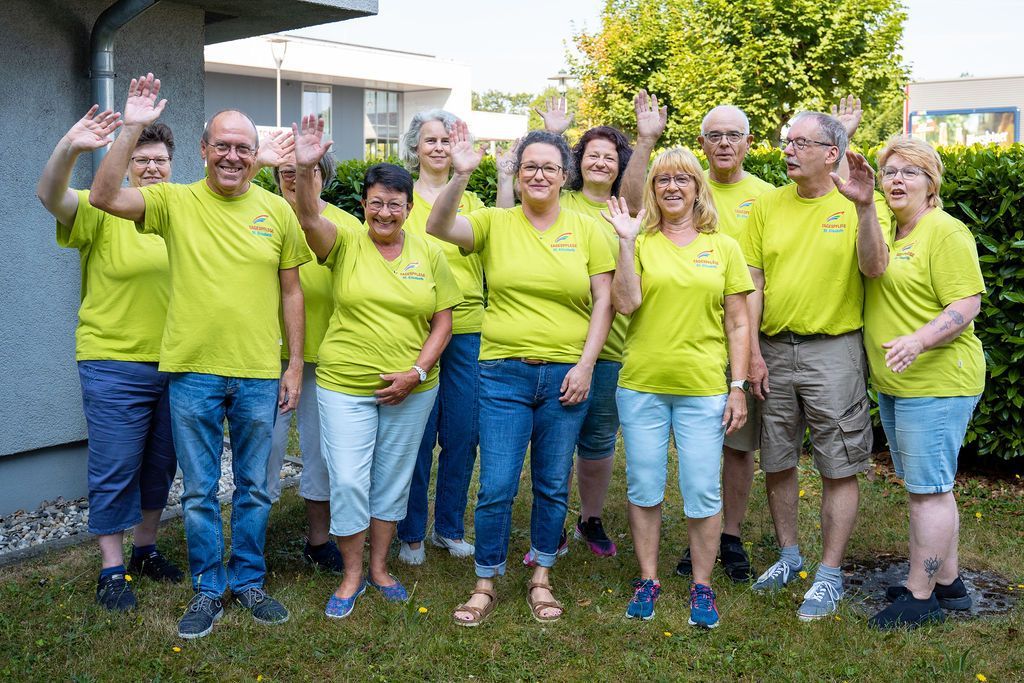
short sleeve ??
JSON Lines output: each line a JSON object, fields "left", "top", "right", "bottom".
{"left": 137, "top": 183, "right": 171, "bottom": 236}
{"left": 722, "top": 236, "right": 755, "bottom": 295}
{"left": 322, "top": 224, "right": 353, "bottom": 269}
{"left": 872, "top": 192, "right": 896, "bottom": 244}
{"left": 585, "top": 219, "right": 615, "bottom": 276}
{"left": 278, "top": 210, "right": 312, "bottom": 270}
{"left": 463, "top": 207, "right": 499, "bottom": 255}
{"left": 56, "top": 189, "right": 99, "bottom": 249}
{"left": 430, "top": 244, "right": 464, "bottom": 313}
{"left": 632, "top": 234, "right": 645, "bottom": 275}
{"left": 931, "top": 227, "right": 986, "bottom": 306}
{"left": 461, "top": 191, "right": 485, "bottom": 213}
{"left": 742, "top": 197, "right": 766, "bottom": 268}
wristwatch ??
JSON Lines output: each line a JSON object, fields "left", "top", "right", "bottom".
{"left": 730, "top": 379, "right": 749, "bottom": 391}
{"left": 412, "top": 365, "right": 427, "bottom": 383}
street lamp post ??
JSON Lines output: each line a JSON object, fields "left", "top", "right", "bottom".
{"left": 270, "top": 38, "right": 288, "bottom": 128}
{"left": 547, "top": 69, "right": 571, "bottom": 94}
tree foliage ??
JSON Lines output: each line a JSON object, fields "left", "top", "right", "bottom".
{"left": 472, "top": 90, "right": 534, "bottom": 115}
{"left": 573, "top": 0, "right": 910, "bottom": 147}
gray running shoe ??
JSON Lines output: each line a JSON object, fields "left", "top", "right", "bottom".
{"left": 234, "top": 586, "right": 289, "bottom": 625}
{"left": 797, "top": 580, "right": 844, "bottom": 621}
{"left": 177, "top": 594, "right": 223, "bottom": 639}
{"left": 752, "top": 559, "right": 803, "bottom": 592}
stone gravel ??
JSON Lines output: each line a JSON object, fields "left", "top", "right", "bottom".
{"left": 0, "top": 444, "right": 301, "bottom": 558}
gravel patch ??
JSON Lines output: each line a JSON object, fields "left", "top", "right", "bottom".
{"left": 0, "top": 443, "right": 301, "bottom": 561}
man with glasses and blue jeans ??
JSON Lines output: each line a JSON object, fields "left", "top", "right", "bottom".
{"left": 90, "top": 74, "right": 309, "bottom": 639}
{"left": 740, "top": 110, "right": 891, "bottom": 620}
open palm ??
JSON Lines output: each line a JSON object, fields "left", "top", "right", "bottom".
{"left": 257, "top": 129, "right": 295, "bottom": 168}
{"left": 601, "top": 196, "right": 646, "bottom": 240}
{"left": 535, "top": 96, "right": 573, "bottom": 134}
{"left": 292, "top": 114, "right": 332, "bottom": 168}
{"left": 66, "top": 105, "right": 122, "bottom": 153}
{"left": 832, "top": 151, "right": 876, "bottom": 206}
{"left": 634, "top": 89, "right": 667, "bottom": 141}
{"left": 831, "top": 94, "right": 862, "bottom": 139}
{"left": 450, "top": 120, "right": 484, "bottom": 175}
{"left": 123, "top": 73, "right": 167, "bottom": 127}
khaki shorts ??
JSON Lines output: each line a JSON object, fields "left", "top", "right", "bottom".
{"left": 723, "top": 365, "right": 760, "bottom": 453}
{"left": 758, "top": 331, "right": 872, "bottom": 478}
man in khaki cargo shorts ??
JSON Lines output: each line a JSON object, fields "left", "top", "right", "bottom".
{"left": 740, "top": 110, "right": 890, "bottom": 620}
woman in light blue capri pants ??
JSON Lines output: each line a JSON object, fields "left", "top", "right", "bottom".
{"left": 859, "top": 137, "right": 985, "bottom": 630}
{"left": 607, "top": 148, "right": 752, "bottom": 629}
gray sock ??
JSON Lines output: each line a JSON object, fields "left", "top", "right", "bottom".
{"left": 814, "top": 563, "right": 843, "bottom": 589}
{"left": 780, "top": 545, "right": 803, "bottom": 569}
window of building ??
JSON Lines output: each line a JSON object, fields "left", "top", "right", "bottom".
{"left": 302, "top": 84, "right": 332, "bottom": 139}
{"left": 364, "top": 89, "right": 401, "bottom": 159}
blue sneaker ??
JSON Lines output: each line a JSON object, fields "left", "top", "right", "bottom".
{"left": 625, "top": 578, "right": 661, "bottom": 620}
{"left": 325, "top": 579, "right": 367, "bottom": 619}
{"left": 752, "top": 558, "right": 803, "bottom": 592}
{"left": 368, "top": 574, "right": 409, "bottom": 602}
{"left": 688, "top": 583, "right": 720, "bottom": 629}
{"left": 797, "top": 580, "right": 844, "bottom": 621}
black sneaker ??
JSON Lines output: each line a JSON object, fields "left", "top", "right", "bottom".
{"left": 96, "top": 572, "right": 137, "bottom": 612}
{"left": 885, "top": 576, "right": 972, "bottom": 611}
{"left": 675, "top": 547, "right": 693, "bottom": 577}
{"left": 128, "top": 549, "right": 184, "bottom": 583}
{"left": 177, "top": 593, "right": 223, "bottom": 639}
{"left": 573, "top": 516, "right": 618, "bottom": 557}
{"left": 302, "top": 540, "right": 345, "bottom": 575}
{"left": 720, "top": 538, "right": 753, "bottom": 582}
{"left": 234, "top": 586, "right": 289, "bottom": 625}
{"left": 869, "top": 592, "right": 944, "bottom": 630}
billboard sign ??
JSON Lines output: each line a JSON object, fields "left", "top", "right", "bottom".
{"left": 909, "top": 108, "right": 1019, "bottom": 147}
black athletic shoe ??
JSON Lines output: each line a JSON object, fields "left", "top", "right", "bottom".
{"left": 302, "top": 540, "right": 345, "bottom": 575}
{"left": 573, "top": 516, "right": 618, "bottom": 557}
{"left": 128, "top": 549, "right": 184, "bottom": 583}
{"left": 675, "top": 547, "right": 693, "bottom": 577}
{"left": 869, "top": 592, "right": 944, "bottom": 630}
{"left": 234, "top": 586, "right": 289, "bottom": 625}
{"left": 96, "top": 572, "right": 137, "bottom": 612}
{"left": 177, "top": 593, "right": 223, "bottom": 640}
{"left": 885, "top": 575, "right": 972, "bottom": 611}
{"left": 720, "top": 538, "right": 753, "bottom": 582}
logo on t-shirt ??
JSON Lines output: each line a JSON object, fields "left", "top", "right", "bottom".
{"left": 693, "top": 249, "right": 719, "bottom": 269}
{"left": 734, "top": 199, "right": 755, "bottom": 218}
{"left": 894, "top": 242, "right": 917, "bottom": 261}
{"left": 248, "top": 214, "right": 274, "bottom": 237}
{"left": 551, "top": 232, "right": 577, "bottom": 252}
{"left": 398, "top": 261, "right": 426, "bottom": 281}
{"left": 821, "top": 211, "right": 847, "bottom": 234}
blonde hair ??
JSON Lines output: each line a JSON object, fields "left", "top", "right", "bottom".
{"left": 876, "top": 136, "right": 944, "bottom": 209}
{"left": 642, "top": 147, "right": 718, "bottom": 234}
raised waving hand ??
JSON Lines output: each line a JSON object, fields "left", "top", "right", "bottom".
{"left": 634, "top": 89, "right": 667, "bottom": 142}
{"left": 292, "top": 115, "right": 332, "bottom": 168}
{"left": 123, "top": 73, "right": 167, "bottom": 128}
{"left": 66, "top": 105, "right": 122, "bottom": 152}
{"left": 535, "top": 95, "right": 574, "bottom": 135}
{"left": 450, "top": 119, "right": 485, "bottom": 176}
{"left": 831, "top": 150, "right": 876, "bottom": 206}
{"left": 831, "top": 94, "right": 863, "bottom": 139}
{"left": 601, "top": 196, "right": 646, "bottom": 241}
{"left": 257, "top": 129, "right": 295, "bottom": 168}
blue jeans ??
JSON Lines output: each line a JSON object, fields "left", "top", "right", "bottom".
{"left": 78, "top": 361, "right": 177, "bottom": 535}
{"left": 169, "top": 372, "right": 279, "bottom": 598}
{"left": 474, "top": 359, "right": 590, "bottom": 577}
{"left": 576, "top": 360, "right": 621, "bottom": 460}
{"left": 877, "top": 393, "right": 981, "bottom": 494}
{"left": 399, "top": 333, "right": 480, "bottom": 542}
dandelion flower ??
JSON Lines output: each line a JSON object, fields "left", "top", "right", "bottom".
{"left": 172, "top": 646, "right": 181, "bottom": 653}
{"left": 976, "top": 674, "right": 987, "bottom": 682}
{"left": 124, "top": 574, "right": 133, "bottom": 582}
{"left": 663, "top": 631, "right": 672, "bottom": 637}
{"left": 799, "top": 489, "right": 806, "bottom": 497}
{"left": 975, "top": 512, "right": 982, "bottom": 520}
{"left": 418, "top": 606, "right": 428, "bottom": 614}
{"left": 799, "top": 571, "right": 808, "bottom": 580}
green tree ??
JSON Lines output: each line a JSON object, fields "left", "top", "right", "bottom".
{"left": 573, "top": 0, "right": 910, "bottom": 147}
{"left": 472, "top": 90, "right": 534, "bottom": 115}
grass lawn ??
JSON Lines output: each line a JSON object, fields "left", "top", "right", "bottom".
{"left": 1, "top": 436, "right": 1022, "bottom": 682}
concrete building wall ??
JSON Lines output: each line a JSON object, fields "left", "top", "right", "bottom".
{"left": 909, "top": 76, "right": 1024, "bottom": 114}
{"left": 0, "top": 0, "right": 206, "bottom": 514}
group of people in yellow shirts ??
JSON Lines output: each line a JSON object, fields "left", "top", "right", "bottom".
{"left": 38, "top": 71, "right": 985, "bottom": 639}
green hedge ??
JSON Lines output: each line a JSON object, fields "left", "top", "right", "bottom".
{"left": 255, "top": 144, "right": 1024, "bottom": 460}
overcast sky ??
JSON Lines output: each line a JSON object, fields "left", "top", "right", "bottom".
{"left": 293, "top": 0, "right": 1024, "bottom": 92}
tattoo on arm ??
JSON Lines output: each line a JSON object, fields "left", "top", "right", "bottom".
{"left": 927, "top": 308, "right": 965, "bottom": 335}
{"left": 923, "top": 556, "right": 942, "bottom": 579}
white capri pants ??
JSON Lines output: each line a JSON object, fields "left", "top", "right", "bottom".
{"left": 266, "top": 362, "right": 330, "bottom": 502}
{"left": 317, "top": 384, "right": 438, "bottom": 537}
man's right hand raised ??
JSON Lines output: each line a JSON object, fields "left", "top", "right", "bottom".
{"left": 123, "top": 73, "right": 167, "bottom": 128}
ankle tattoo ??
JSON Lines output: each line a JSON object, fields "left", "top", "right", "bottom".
{"left": 923, "top": 556, "right": 942, "bottom": 579}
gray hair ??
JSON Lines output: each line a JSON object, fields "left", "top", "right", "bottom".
{"left": 515, "top": 130, "right": 575, "bottom": 185}
{"left": 700, "top": 105, "right": 750, "bottom": 134}
{"left": 400, "top": 109, "right": 459, "bottom": 172}
{"left": 790, "top": 111, "right": 848, "bottom": 169}
{"left": 272, "top": 151, "right": 336, "bottom": 191}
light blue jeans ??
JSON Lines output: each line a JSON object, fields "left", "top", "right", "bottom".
{"left": 169, "top": 372, "right": 279, "bottom": 598}
{"left": 317, "top": 385, "right": 438, "bottom": 537}
{"left": 267, "top": 362, "right": 329, "bottom": 502}
{"left": 616, "top": 387, "right": 728, "bottom": 518}
{"left": 576, "top": 360, "right": 622, "bottom": 460}
{"left": 877, "top": 393, "right": 981, "bottom": 494}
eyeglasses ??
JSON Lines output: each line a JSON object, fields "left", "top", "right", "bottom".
{"left": 277, "top": 168, "right": 318, "bottom": 180}
{"left": 365, "top": 199, "right": 407, "bottom": 213}
{"left": 653, "top": 173, "right": 695, "bottom": 189}
{"left": 519, "top": 163, "right": 564, "bottom": 178}
{"left": 780, "top": 137, "right": 835, "bottom": 152}
{"left": 702, "top": 131, "right": 747, "bottom": 144}
{"left": 206, "top": 142, "right": 256, "bottom": 158}
{"left": 880, "top": 166, "right": 925, "bottom": 181}
{"left": 130, "top": 156, "right": 171, "bottom": 168}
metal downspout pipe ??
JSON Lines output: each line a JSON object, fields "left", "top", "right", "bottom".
{"left": 89, "top": 0, "right": 161, "bottom": 175}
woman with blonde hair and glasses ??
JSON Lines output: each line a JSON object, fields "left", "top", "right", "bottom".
{"left": 605, "top": 147, "right": 752, "bottom": 629}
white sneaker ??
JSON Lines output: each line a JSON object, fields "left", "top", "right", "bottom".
{"left": 398, "top": 541, "right": 425, "bottom": 565}
{"left": 430, "top": 530, "right": 475, "bottom": 558}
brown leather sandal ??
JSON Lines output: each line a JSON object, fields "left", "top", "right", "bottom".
{"left": 527, "top": 581, "right": 564, "bottom": 623}
{"left": 452, "top": 587, "right": 497, "bottom": 627}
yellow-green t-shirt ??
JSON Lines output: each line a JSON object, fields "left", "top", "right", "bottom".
{"left": 559, "top": 190, "right": 627, "bottom": 362}
{"left": 619, "top": 231, "right": 754, "bottom": 395}
{"left": 57, "top": 189, "right": 169, "bottom": 361}
{"left": 138, "top": 180, "right": 311, "bottom": 378}
{"left": 706, "top": 173, "right": 775, "bottom": 242}
{"left": 742, "top": 185, "right": 893, "bottom": 336}
{"left": 465, "top": 207, "right": 615, "bottom": 363}
{"left": 864, "top": 209, "right": 985, "bottom": 397}
{"left": 281, "top": 203, "right": 362, "bottom": 363}
{"left": 404, "top": 190, "right": 485, "bottom": 334}
{"left": 316, "top": 226, "right": 462, "bottom": 395}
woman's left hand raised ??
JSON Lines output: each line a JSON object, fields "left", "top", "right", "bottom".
{"left": 375, "top": 369, "right": 421, "bottom": 405}
{"left": 450, "top": 119, "right": 486, "bottom": 176}
{"left": 559, "top": 363, "right": 594, "bottom": 406}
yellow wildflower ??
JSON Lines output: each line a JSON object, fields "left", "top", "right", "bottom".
{"left": 799, "top": 571, "right": 809, "bottom": 580}
{"left": 976, "top": 674, "right": 987, "bottom": 682}
{"left": 975, "top": 512, "right": 983, "bottom": 520}
{"left": 124, "top": 574, "right": 133, "bottom": 582}
{"left": 418, "top": 606, "right": 428, "bottom": 614}
{"left": 663, "top": 631, "right": 672, "bottom": 637}
{"left": 172, "top": 646, "right": 182, "bottom": 653}
{"left": 799, "top": 489, "right": 806, "bottom": 498}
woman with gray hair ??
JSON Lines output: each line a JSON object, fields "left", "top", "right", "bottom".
{"left": 394, "top": 110, "right": 486, "bottom": 565}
